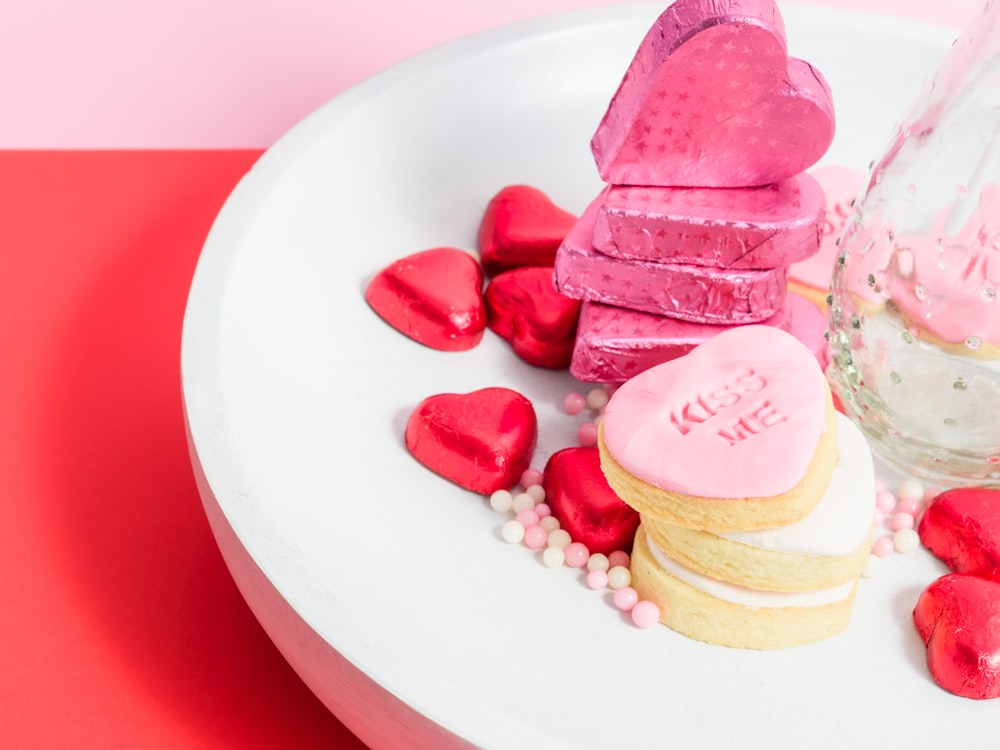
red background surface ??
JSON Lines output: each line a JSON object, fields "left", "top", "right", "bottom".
{"left": 1, "top": 151, "right": 369, "bottom": 748}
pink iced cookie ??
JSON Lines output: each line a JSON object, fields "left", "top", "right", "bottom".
{"left": 590, "top": 0, "right": 835, "bottom": 187}
{"left": 788, "top": 164, "right": 866, "bottom": 305}
{"left": 554, "top": 197, "right": 787, "bottom": 324}
{"left": 601, "top": 325, "right": 831, "bottom": 500}
{"left": 570, "top": 292, "right": 826, "bottom": 384}
{"left": 886, "top": 182, "right": 1000, "bottom": 351}
{"left": 592, "top": 174, "right": 824, "bottom": 269}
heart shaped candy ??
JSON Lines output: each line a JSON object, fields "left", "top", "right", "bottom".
{"left": 919, "top": 487, "right": 1000, "bottom": 582}
{"left": 477, "top": 185, "right": 578, "bottom": 276}
{"left": 913, "top": 573, "right": 1000, "bottom": 700}
{"left": 543, "top": 447, "right": 640, "bottom": 555}
{"left": 366, "top": 247, "right": 486, "bottom": 351}
{"left": 485, "top": 266, "right": 581, "bottom": 369}
{"left": 405, "top": 387, "right": 537, "bottom": 495}
{"left": 600, "top": 325, "right": 830, "bottom": 499}
{"left": 591, "top": 0, "right": 834, "bottom": 187}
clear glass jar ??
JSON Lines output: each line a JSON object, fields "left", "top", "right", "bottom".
{"left": 827, "top": 0, "right": 1000, "bottom": 485}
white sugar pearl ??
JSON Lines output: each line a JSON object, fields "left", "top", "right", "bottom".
{"left": 586, "top": 387, "right": 609, "bottom": 411}
{"left": 526, "top": 484, "right": 546, "bottom": 503}
{"left": 897, "top": 479, "right": 925, "bottom": 503}
{"left": 608, "top": 565, "right": 632, "bottom": 589}
{"left": 489, "top": 490, "right": 513, "bottom": 513}
{"left": 511, "top": 492, "right": 536, "bottom": 512}
{"left": 547, "top": 529, "right": 572, "bottom": 550}
{"left": 587, "top": 553, "right": 610, "bottom": 572}
{"left": 542, "top": 546, "right": 566, "bottom": 568}
{"left": 501, "top": 520, "right": 525, "bottom": 544}
{"left": 893, "top": 528, "right": 920, "bottom": 554}
{"left": 862, "top": 554, "right": 880, "bottom": 578}
{"left": 539, "top": 516, "right": 561, "bottom": 532}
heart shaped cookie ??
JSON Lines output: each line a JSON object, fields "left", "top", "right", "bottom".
{"left": 590, "top": 0, "right": 834, "bottom": 187}
{"left": 788, "top": 164, "right": 866, "bottom": 308}
{"left": 405, "top": 387, "right": 537, "bottom": 495}
{"left": 919, "top": 487, "right": 1000, "bottom": 582}
{"left": 366, "top": 247, "right": 486, "bottom": 351}
{"left": 485, "top": 266, "right": 581, "bottom": 369}
{"left": 913, "top": 573, "right": 1000, "bottom": 700}
{"left": 543, "top": 447, "right": 640, "bottom": 555}
{"left": 601, "top": 325, "right": 832, "bottom": 502}
{"left": 477, "top": 185, "right": 578, "bottom": 276}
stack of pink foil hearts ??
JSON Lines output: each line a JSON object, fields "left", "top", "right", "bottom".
{"left": 554, "top": 0, "right": 835, "bottom": 384}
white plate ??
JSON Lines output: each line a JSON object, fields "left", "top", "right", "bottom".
{"left": 182, "top": 4, "right": 1000, "bottom": 748}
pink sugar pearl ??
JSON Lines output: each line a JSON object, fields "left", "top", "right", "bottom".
{"left": 515, "top": 508, "right": 540, "bottom": 527}
{"left": 890, "top": 511, "right": 915, "bottom": 532}
{"left": 872, "top": 508, "right": 885, "bottom": 527}
{"left": 563, "top": 392, "right": 587, "bottom": 415}
{"left": 587, "top": 570, "right": 609, "bottom": 590}
{"left": 523, "top": 525, "right": 548, "bottom": 550}
{"left": 608, "top": 550, "right": 630, "bottom": 569}
{"left": 564, "top": 542, "right": 590, "bottom": 568}
{"left": 534, "top": 502, "right": 552, "bottom": 519}
{"left": 577, "top": 422, "right": 598, "bottom": 447}
{"left": 897, "top": 496, "right": 921, "bottom": 516}
{"left": 521, "top": 468, "right": 544, "bottom": 489}
{"left": 631, "top": 600, "right": 660, "bottom": 628}
{"left": 875, "top": 490, "right": 897, "bottom": 513}
{"left": 872, "top": 536, "right": 895, "bottom": 557}
{"left": 613, "top": 586, "right": 639, "bottom": 612}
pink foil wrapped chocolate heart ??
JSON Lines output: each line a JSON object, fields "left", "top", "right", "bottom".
{"left": 405, "top": 387, "right": 537, "bottom": 495}
{"left": 591, "top": 0, "right": 835, "bottom": 187}
{"left": 366, "top": 247, "right": 486, "bottom": 351}
{"left": 477, "top": 185, "right": 578, "bottom": 276}
{"left": 484, "top": 266, "right": 581, "bottom": 369}
{"left": 913, "top": 573, "right": 1000, "bottom": 700}
{"left": 570, "top": 292, "right": 826, "bottom": 384}
{"left": 543, "top": 447, "right": 640, "bottom": 555}
{"left": 919, "top": 487, "right": 1000, "bottom": 582}
{"left": 591, "top": 174, "right": 824, "bottom": 269}
{"left": 554, "top": 197, "right": 787, "bottom": 324}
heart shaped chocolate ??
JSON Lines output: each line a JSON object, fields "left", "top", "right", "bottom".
{"left": 600, "top": 325, "right": 830, "bottom": 499}
{"left": 590, "top": 0, "right": 834, "bottom": 187}
{"left": 366, "top": 247, "right": 485, "bottom": 351}
{"left": 543, "top": 447, "right": 640, "bottom": 555}
{"left": 477, "top": 185, "right": 578, "bottom": 276}
{"left": 913, "top": 573, "right": 1000, "bottom": 700}
{"left": 485, "top": 266, "right": 581, "bottom": 369}
{"left": 405, "top": 387, "right": 537, "bottom": 495}
{"left": 919, "top": 487, "right": 1000, "bottom": 582}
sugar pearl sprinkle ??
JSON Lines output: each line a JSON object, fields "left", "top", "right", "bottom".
{"left": 482, "top": 410, "right": 659, "bottom": 629}
{"left": 869, "top": 478, "right": 929, "bottom": 558}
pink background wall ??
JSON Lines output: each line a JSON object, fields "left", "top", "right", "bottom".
{"left": 1, "top": 0, "right": 978, "bottom": 148}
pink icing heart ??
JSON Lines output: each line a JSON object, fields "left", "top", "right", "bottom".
{"left": 591, "top": 0, "right": 835, "bottom": 187}
{"left": 601, "top": 325, "right": 830, "bottom": 499}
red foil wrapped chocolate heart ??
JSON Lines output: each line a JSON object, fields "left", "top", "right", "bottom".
{"left": 485, "top": 266, "right": 581, "bottom": 369}
{"left": 913, "top": 573, "right": 1000, "bottom": 700}
{"left": 919, "top": 487, "right": 1000, "bottom": 582}
{"left": 366, "top": 247, "right": 486, "bottom": 351}
{"left": 477, "top": 185, "right": 578, "bottom": 276}
{"left": 543, "top": 447, "right": 639, "bottom": 555}
{"left": 405, "top": 387, "right": 537, "bottom": 495}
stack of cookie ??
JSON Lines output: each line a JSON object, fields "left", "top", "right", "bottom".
{"left": 553, "top": 0, "right": 834, "bottom": 384}
{"left": 597, "top": 325, "right": 875, "bottom": 649}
